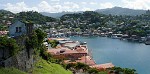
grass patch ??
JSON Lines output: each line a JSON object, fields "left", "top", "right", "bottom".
{"left": 98, "top": 71, "right": 107, "bottom": 74}
{"left": 32, "top": 58, "right": 72, "bottom": 74}
{"left": 0, "top": 67, "right": 26, "bottom": 74}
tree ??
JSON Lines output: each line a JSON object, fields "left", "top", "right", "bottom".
{"left": 17, "top": 11, "right": 56, "bottom": 24}
{"left": 0, "top": 36, "right": 19, "bottom": 59}
{"left": 35, "top": 29, "right": 47, "bottom": 45}
{"left": 25, "top": 32, "right": 38, "bottom": 49}
{"left": 111, "top": 67, "right": 136, "bottom": 74}
{"left": 48, "top": 40, "right": 59, "bottom": 48}
{"left": 88, "top": 68, "right": 99, "bottom": 74}
{"left": 75, "top": 62, "right": 89, "bottom": 71}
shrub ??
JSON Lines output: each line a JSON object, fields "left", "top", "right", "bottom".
{"left": 48, "top": 40, "right": 59, "bottom": 48}
{"left": 0, "top": 36, "right": 19, "bottom": 57}
{"left": 88, "top": 68, "right": 99, "bottom": 74}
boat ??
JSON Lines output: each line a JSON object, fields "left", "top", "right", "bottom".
{"left": 145, "top": 41, "right": 150, "bottom": 45}
{"left": 145, "top": 37, "right": 150, "bottom": 45}
{"left": 111, "top": 34, "right": 122, "bottom": 39}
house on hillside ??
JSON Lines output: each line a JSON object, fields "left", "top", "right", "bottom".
{"left": 9, "top": 21, "right": 33, "bottom": 37}
{"left": 0, "top": 31, "right": 8, "bottom": 37}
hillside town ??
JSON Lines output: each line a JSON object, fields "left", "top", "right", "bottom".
{"left": 0, "top": 19, "right": 116, "bottom": 74}
{"left": 3, "top": 19, "right": 115, "bottom": 70}
{"left": 0, "top": 8, "right": 150, "bottom": 74}
{"left": 1, "top": 10, "right": 150, "bottom": 45}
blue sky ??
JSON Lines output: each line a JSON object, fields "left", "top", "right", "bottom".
{"left": 0, "top": 0, "right": 150, "bottom": 13}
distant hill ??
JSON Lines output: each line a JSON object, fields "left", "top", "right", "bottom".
{"left": 40, "top": 11, "right": 83, "bottom": 18}
{"left": 0, "top": 9, "right": 14, "bottom": 15}
{"left": 41, "top": 7, "right": 147, "bottom": 17}
{"left": 17, "top": 11, "right": 56, "bottom": 24}
{"left": 95, "top": 7, "right": 146, "bottom": 16}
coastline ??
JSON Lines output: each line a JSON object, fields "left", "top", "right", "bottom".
{"left": 47, "top": 37, "right": 115, "bottom": 70}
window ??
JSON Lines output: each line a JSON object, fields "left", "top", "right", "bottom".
{"left": 16, "top": 27, "right": 22, "bottom": 33}
{"left": 19, "top": 27, "right": 22, "bottom": 32}
{"left": 16, "top": 27, "right": 18, "bottom": 33}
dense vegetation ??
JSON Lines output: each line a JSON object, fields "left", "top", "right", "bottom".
{"left": 0, "top": 10, "right": 14, "bottom": 30}
{"left": 23, "top": 29, "right": 72, "bottom": 74}
{"left": 0, "top": 36, "right": 19, "bottom": 58}
{"left": 63, "top": 62, "right": 104, "bottom": 74}
{"left": 48, "top": 40, "right": 59, "bottom": 48}
{"left": 0, "top": 10, "right": 56, "bottom": 27}
{"left": 59, "top": 11, "right": 150, "bottom": 37}
{"left": 1, "top": 9, "right": 150, "bottom": 37}
{"left": 16, "top": 11, "right": 56, "bottom": 24}
{"left": 0, "top": 67, "right": 26, "bottom": 74}
{"left": 95, "top": 7, "right": 146, "bottom": 16}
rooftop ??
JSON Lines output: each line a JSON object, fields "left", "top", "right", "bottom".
{"left": 76, "top": 56, "right": 96, "bottom": 66}
{"left": 47, "top": 47, "right": 87, "bottom": 55}
{"left": 49, "top": 38, "right": 70, "bottom": 41}
{"left": 64, "top": 42, "right": 80, "bottom": 48}
{"left": 0, "top": 31, "right": 8, "bottom": 35}
{"left": 90, "top": 63, "right": 114, "bottom": 69}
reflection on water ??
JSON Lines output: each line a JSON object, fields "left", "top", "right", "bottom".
{"left": 70, "top": 36, "right": 150, "bottom": 74}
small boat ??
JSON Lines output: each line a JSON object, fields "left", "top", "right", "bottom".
{"left": 145, "top": 41, "right": 150, "bottom": 45}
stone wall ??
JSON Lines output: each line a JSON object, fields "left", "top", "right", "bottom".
{"left": 0, "top": 34, "right": 34, "bottom": 72}
{"left": 0, "top": 48, "right": 34, "bottom": 72}
{"left": 0, "top": 48, "right": 11, "bottom": 61}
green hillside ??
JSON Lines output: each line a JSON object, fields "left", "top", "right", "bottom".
{"left": 0, "top": 58, "right": 72, "bottom": 74}
{"left": 32, "top": 58, "right": 72, "bottom": 74}
{"left": 0, "top": 67, "right": 26, "bottom": 74}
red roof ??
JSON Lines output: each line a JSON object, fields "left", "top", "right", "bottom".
{"left": 76, "top": 56, "right": 96, "bottom": 66}
{"left": 62, "top": 50, "right": 79, "bottom": 54}
{"left": 75, "top": 46, "right": 87, "bottom": 54}
{"left": 0, "top": 31, "right": 8, "bottom": 35}
{"left": 47, "top": 47, "right": 87, "bottom": 55}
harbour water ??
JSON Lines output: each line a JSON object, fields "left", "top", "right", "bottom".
{"left": 70, "top": 36, "right": 150, "bottom": 74}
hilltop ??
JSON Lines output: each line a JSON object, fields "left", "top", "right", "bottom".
{"left": 40, "top": 11, "right": 83, "bottom": 18}
{"left": 95, "top": 7, "right": 146, "bottom": 16}
{"left": 40, "top": 7, "right": 147, "bottom": 18}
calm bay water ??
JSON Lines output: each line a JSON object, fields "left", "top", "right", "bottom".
{"left": 70, "top": 36, "right": 150, "bottom": 74}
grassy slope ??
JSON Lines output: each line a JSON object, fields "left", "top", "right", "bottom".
{"left": 32, "top": 58, "right": 72, "bottom": 74}
{"left": 0, "top": 67, "right": 26, "bottom": 74}
{"left": 0, "top": 59, "right": 72, "bottom": 74}
{"left": 0, "top": 60, "right": 107, "bottom": 74}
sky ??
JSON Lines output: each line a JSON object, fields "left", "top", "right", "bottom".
{"left": 0, "top": 0, "right": 150, "bottom": 13}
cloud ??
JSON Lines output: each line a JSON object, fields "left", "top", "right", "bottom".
{"left": 122, "top": 0, "right": 150, "bottom": 10}
{"left": 63, "top": 2, "right": 79, "bottom": 9}
{"left": 90, "top": 2, "right": 97, "bottom": 5}
{"left": 50, "top": 0, "right": 60, "bottom": 1}
{"left": 99, "top": 2, "right": 114, "bottom": 9}
{"left": 38, "top": 1, "right": 55, "bottom": 12}
{"left": 5, "top": 2, "right": 38, "bottom": 13}
{"left": 81, "top": 2, "right": 87, "bottom": 5}
{"left": 4, "top": 1, "right": 80, "bottom": 13}
{"left": 82, "top": 7, "right": 92, "bottom": 11}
